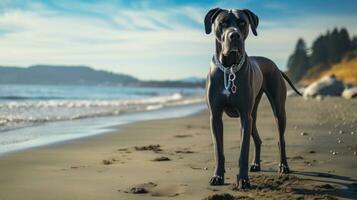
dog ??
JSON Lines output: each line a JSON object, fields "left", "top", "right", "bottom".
{"left": 204, "top": 8, "right": 302, "bottom": 189}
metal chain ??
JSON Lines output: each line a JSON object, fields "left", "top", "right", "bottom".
{"left": 212, "top": 54, "right": 245, "bottom": 95}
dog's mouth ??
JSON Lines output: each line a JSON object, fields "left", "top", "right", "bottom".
{"left": 225, "top": 45, "right": 243, "bottom": 56}
{"left": 223, "top": 39, "right": 243, "bottom": 55}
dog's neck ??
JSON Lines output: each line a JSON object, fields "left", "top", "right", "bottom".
{"left": 215, "top": 40, "right": 246, "bottom": 68}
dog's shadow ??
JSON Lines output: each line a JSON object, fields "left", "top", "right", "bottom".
{"left": 257, "top": 169, "right": 357, "bottom": 199}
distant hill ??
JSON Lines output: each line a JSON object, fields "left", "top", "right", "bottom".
{"left": 0, "top": 65, "right": 205, "bottom": 88}
{"left": 0, "top": 65, "right": 138, "bottom": 85}
{"left": 179, "top": 76, "right": 205, "bottom": 83}
{"left": 300, "top": 57, "right": 357, "bottom": 86}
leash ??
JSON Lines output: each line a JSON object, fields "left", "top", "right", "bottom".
{"left": 212, "top": 54, "right": 246, "bottom": 95}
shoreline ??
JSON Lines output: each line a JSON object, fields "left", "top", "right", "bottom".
{"left": 0, "top": 97, "right": 356, "bottom": 199}
{"left": 0, "top": 102, "right": 206, "bottom": 155}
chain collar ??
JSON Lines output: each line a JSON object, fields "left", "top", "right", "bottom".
{"left": 212, "top": 53, "right": 246, "bottom": 74}
{"left": 211, "top": 54, "right": 246, "bottom": 95}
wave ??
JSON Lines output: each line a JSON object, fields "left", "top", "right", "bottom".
{"left": 0, "top": 92, "right": 204, "bottom": 132}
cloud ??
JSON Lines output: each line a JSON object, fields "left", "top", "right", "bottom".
{"left": 0, "top": 1, "right": 355, "bottom": 80}
{"left": 0, "top": 2, "right": 213, "bottom": 80}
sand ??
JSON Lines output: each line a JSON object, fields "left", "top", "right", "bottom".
{"left": 0, "top": 97, "right": 356, "bottom": 200}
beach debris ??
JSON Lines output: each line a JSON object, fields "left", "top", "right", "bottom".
{"left": 354, "top": 152, "right": 356, "bottom": 156}
{"left": 127, "top": 182, "right": 157, "bottom": 194}
{"left": 189, "top": 166, "right": 202, "bottom": 170}
{"left": 152, "top": 156, "right": 170, "bottom": 161}
{"left": 202, "top": 193, "right": 253, "bottom": 200}
{"left": 130, "top": 187, "right": 148, "bottom": 194}
{"left": 135, "top": 144, "right": 162, "bottom": 152}
{"left": 289, "top": 156, "right": 304, "bottom": 160}
{"left": 70, "top": 165, "right": 86, "bottom": 169}
{"left": 338, "top": 130, "right": 345, "bottom": 134}
{"left": 304, "top": 161, "right": 312, "bottom": 166}
{"left": 102, "top": 159, "right": 115, "bottom": 165}
{"left": 204, "top": 167, "right": 208, "bottom": 170}
{"left": 300, "top": 132, "right": 308, "bottom": 136}
{"left": 309, "top": 150, "right": 316, "bottom": 154}
{"left": 175, "top": 150, "right": 195, "bottom": 154}
{"left": 174, "top": 134, "right": 192, "bottom": 138}
{"left": 117, "top": 148, "right": 129, "bottom": 151}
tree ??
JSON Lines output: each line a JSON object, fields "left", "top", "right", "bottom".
{"left": 310, "top": 35, "right": 329, "bottom": 66}
{"left": 287, "top": 38, "right": 310, "bottom": 82}
{"left": 352, "top": 36, "right": 357, "bottom": 51}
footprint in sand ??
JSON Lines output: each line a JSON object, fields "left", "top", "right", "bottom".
{"left": 152, "top": 156, "right": 171, "bottom": 161}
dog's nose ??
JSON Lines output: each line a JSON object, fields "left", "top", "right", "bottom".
{"left": 228, "top": 32, "right": 240, "bottom": 40}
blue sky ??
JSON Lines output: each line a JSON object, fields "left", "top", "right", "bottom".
{"left": 0, "top": 0, "right": 356, "bottom": 80}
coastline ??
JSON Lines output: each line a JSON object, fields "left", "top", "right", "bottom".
{"left": 0, "top": 102, "right": 206, "bottom": 155}
{"left": 0, "top": 97, "right": 356, "bottom": 199}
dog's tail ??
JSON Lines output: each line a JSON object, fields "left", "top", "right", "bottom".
{"left": 280, "top": 71, "right": 303, "bottom": 96}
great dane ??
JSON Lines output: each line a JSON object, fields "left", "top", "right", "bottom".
{"left": 204, "top": 8, "right": 302, "bottom": 189}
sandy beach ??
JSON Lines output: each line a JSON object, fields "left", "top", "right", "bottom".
{"left": 0, "top": 96, "right": 356, "bottom": 200}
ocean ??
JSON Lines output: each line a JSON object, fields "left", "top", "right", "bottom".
{"left": 0, "top": 84, "right": 206, "bottom": 154}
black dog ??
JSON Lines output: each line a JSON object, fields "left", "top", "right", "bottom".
{"left": 204, "top": 8, "right": 302, "bottom": 189}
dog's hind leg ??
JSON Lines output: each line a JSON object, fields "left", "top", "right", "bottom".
{"left": 265, "top": 78, "right": 290, "bottom": 174}
{"left": 275, "top": 102, "right": 290, "bottom": 173}
{"left": 250, "top": 90, "right": 263, "bottom": 172}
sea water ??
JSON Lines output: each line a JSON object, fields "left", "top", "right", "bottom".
{"left": 0, "top": 84, "right": 206, "bottom": 154}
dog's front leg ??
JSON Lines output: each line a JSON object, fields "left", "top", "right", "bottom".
{"left": 236, "top": 112, "right": 252, "bottom": 189}
{"left": 209, "top": 110, "right": 225, "bottom": 185}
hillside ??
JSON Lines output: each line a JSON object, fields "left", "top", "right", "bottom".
{"left": 0, "top": 65, "right": 139, "bottom": 85}
{"left": 300, "top": 58, "right": 357, "bottom": 86}
{"left": 286, "top": 27, "right": 356, "bottom": 83}
{"left": 0, "top": 65, "right": 205, "bottom": 87}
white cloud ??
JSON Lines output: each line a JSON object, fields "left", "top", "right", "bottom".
{"left": 0, "top": 2, "right": 355, "bottom": 80}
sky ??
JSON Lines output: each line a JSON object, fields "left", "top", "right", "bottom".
{"left": 0, "top": 0, "right": 356, "bottom": 80}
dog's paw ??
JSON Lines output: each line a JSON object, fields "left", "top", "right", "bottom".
{"left": 209, "top": 175, "right": 224, "bottom": 186}
{"left": 250, "top": 163, "right": 261, "bottom": 172}
{"left": 278, "top": 163, "right": 291, "bottom": 174}
{"left": 233, "top": 178, "right": 251, "bottom": 190}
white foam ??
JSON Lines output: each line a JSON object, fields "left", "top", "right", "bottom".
{"left": 0, "top": 93, "right": 204, "bottom": 131}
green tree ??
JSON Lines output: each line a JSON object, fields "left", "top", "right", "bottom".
{"left": 327, "top": 28, "right": 340, "bottom": 64}
{"left": 287, "top": 38, "right": 310, "bottom": 82}
{"left": 352, "top": 36, "right": 357, "bottom": 51}
{"left": 310, "top": 35, "right": 329, "bottom": 66}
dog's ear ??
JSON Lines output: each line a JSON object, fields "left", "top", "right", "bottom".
{"left": 242, "top": 9, "right": 259, "bottom": 36}
{"left": 204, "top": 8, "right": 222, "bottom": 34}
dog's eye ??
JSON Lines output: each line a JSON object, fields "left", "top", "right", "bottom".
{"left": 239, "top": 21, "right": 246, "bottom": 28}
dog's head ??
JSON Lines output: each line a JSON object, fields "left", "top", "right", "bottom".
{"left": 204, "top": 8, "right": 259, "bottom": 57}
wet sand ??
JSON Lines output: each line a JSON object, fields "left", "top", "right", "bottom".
{"left": 0, "top": 97, "right": 356, "bottom": 200}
